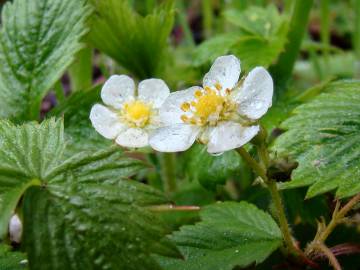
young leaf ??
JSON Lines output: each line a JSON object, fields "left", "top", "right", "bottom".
{"left": 0, "top": 119, "right": 180, "bottom": 269}
{"left": 88, "top": 0, "right": 174, "bottom": 79}
{"left": 158, "top": 201, "right": 282, "bottom": 270}
{"left": 0, "top": 0, "right": 91, "bottom": 121}
{"left": 273, "top": 80, "right": 360, "bottom": 198}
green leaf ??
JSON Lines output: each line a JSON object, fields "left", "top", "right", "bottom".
{"left": 49, "top": 85, "right": 110, "bottom": 156}
{"left": 0, "top": 119, "right": 179, "bottom": 268}
{"left": 273, "top": 80, "right": 360, "bottom": 198}
{"left": 230, "top": 29, "right": 287, "bottom": 71}
{"left": 0, "top": 119, "right": 64, "bottom": 237}
{"left": 183, "top": 144, "right": 242, "bottom": 190}
{"left": 193, "top": 5, "right": 288, "bottom": 71}
{"left": 224, "top": 5, "right": 284, "bottom": 38}
{"left": 158, "top": 201, "right": 282, "bottom": 270}
{"left": 0, "top": 244, "right": 27, "bottom": 270}
{"left": 0, "top": 0, "right": 91, "bottom": 121}
{"left": 88, "top": 0, "right": 174, "bottom": 79}
{"left": 192, "top": 32, "right": 241, "bottom": 67}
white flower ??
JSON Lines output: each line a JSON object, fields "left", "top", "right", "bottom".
{"left": 90, "top": 75, "right": 170, "bottom": 148}
{"left": 9, "top": 214, "right": 22, "bottom": 243}
{"left": 149, "top": 55, "right": 273, "bottom": 154}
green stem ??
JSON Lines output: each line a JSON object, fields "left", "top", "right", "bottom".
{"left": 176, "top": 0, "right": 195, "bottom": 46}
{"left": 237, "top": 146, "right": 297, "bottom": 256}
{"left": 320, "top": 0, "right": 330, "bottom": 60}
{"left": 267, "top": 180, "right": 298, "bottom": 256}
{"left": 54, "top": 80, "right": 65, "bottom": 104}
{"left": 159, "top": 153, "right": 177, "bottom": 194}
{"left": 353, "top": 0, "right": 360, "bottom": 60}
{"left": 269, "top": 0, "right": 314, "bottom": 97}
{"left": 202, "top": 0, "right": 213, "bottom": 39}
{"left": 147, "top": 204, "right": 200, "bottom": 212}
{"left": 236, "top": 148, "right": 267, "bottom": 181}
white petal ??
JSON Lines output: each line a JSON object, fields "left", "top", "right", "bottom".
{"left": 115, "top": 128, "right": 149, "bottom": 148}
{"left": 101, "top": 75, "right": 135, "bottom": 109}
{"left": 138, "top": 79, "right": 170, "bottom": 108}
{"left": 203, "top": 55, "right": 241, "bottom": 92}
{"left": 159, "top": 86, "right": 202, "bottom": 125}
{"left": 90, "top": 104, "right": 125, "bottom": 139}
{"left": 233, "top": 67, "right": 273, "bottom": 120}
{"left": 9, "top": 214, "right": 22, "bottom": 243}
{"left": 149, "top": 124, "right": 200, "bottom": 152}
{"left": 207, "top": 122, "right": 259, "bottom": 153}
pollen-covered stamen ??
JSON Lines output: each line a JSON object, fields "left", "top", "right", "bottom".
{"left": 121, "top": 100, "right": 152, "bottom": 128}
{"left": 180, "top": 85, "right": 237, "bottom": 126}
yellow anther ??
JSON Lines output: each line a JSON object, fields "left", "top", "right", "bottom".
{"left": 204, "top": 86, "right": 212, "bottom": 94}
{"left": 190, "top": 101, "right": 197, "bottom": 107}
{"left": 195, "top": 90, "right": 203, "bottom": 97}
{"left": 181, "top": 115, "right": 189, "bottom": 122}
{"left": 215, "top": 82, "right": 222, "bottom": 91}
{"left": 181, "top": 102, "right": 190, "bottom": 112}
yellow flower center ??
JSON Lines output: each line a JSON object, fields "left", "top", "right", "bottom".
{"left": 122, "top": 100, "right": 151, "bottom": 127}
{"left": 180, "top": 85, "right": 236, "bottom": 126}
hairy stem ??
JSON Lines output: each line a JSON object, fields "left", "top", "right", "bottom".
{"left": 306, "top": 193, "right": 360, "bottom": 255}
{"left": 267, "top": 180, "right": 298, "bottom": 256}
{"left": 147, "top": 204, "right": 200, "bottom": 212}
{"left": 313, "top": 243, "right": 342, "bottom": 270}
{"left": 236, "top": 147, "right": 297, "bottom": 256}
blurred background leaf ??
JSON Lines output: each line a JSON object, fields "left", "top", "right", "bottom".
{"left": 88, "top": 0, "right": 174, "bottom": 79}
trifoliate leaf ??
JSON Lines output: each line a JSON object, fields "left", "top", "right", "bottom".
{"left": 0, "top": 244, "right": 27, "bottom": 270}
{"left": 0, "top": 119, "right": 180, "bottom": 269}
{"left": 0, "top": 0, "right": 91, "bottom": 121}
{"left": 88, "top": 0, "right": 174, "bottom": 79}
{"left": 273, "top": 80, "right": 360, "bottom": 198}
{"left": 183, "top": 144, "right": 242, "bottom": 190}
{"left": 158, "top": 201, "right": 282, "bottom": 270}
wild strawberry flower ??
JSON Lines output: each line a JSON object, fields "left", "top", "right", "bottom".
{"left": 90, "top": 75, "right": 170, "bottom": 148}
{"left": 149, "top": 55, "right": 273, "bottom": 154}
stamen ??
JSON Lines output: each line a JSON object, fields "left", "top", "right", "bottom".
{"left": 195, "top": 90, "right": 203, "bottom": 97}
{"left": 181, "top": 102, "right": 190, "bottom": 112}
{"left": 215, "top": 82, "right": 222, "bottom": 91}
{"left": 190, "top": 101, "right": 197, "bottom": 107}
{"left": 225, "top": 88, "right": 231, "bottom": 95}
{"left": 181, "top": 115, "right": 189, "bottom": 122}
{"left": 204, "top": 87, "right": 212, "bottom": 94}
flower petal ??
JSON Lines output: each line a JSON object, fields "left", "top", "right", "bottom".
{"left": 159, "top": 86, "right": 202, "bottom": 125}
{"left": 90, "top": 104, "right": 125, "bottom": 139}
{"left": 115, "top": 128, "right": 149, "bottom": 148}
{"left": 207, "top": 122, "right": 259, "bottom": 153}
{"left": 138, "top": 79, "right": 170, "bottom": 108}
{"left": 232, "top": 67, "right": 273, "bottom": 120}
{"left": 101, "top": 75, "right": 135, "bottom": 109}
{"left": 203, "top": 55, "right": 241, "bottom": 92}
{"left": 149, "top": 124, "right": 200, "bottom": 152}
